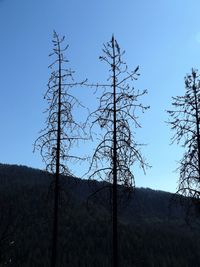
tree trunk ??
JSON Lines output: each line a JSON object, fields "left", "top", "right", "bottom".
{"left": 112, "top": 35, "right": 118, "bottom": 267}
{"left": 50, "top": 42, "right": 62, "bottom": 267}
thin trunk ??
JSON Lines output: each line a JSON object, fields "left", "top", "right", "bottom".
{"left": 112, "top": 35, "right": 118, "bottom": 267}
{"left": 193, "top": 81, "right": 200, "bottom": 179}
{"left": 51, "top": 42, "right": 62, "bottom": 267}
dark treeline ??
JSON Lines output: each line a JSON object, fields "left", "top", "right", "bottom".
{"left": 1, "top": 164, "right": 200, "bottom": 267}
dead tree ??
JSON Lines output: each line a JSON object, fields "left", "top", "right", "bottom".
{"left": 167, "top": 68, "right": 200, "bottom": 210}
{"left": 86, "top": 35, "right": 149, "bottom": 267}
{"left": 34, "top": 31, "right": 86, "bottom": 267}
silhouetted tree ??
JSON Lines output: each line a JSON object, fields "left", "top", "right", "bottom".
{"left": 86, "top": 35, "right": 149, "bottom": 267}
{"left": 167, "top": 68, "right": 200, "bottom": 208}
{"left": 34, "top": 31, "right": 86, "bottom": 267}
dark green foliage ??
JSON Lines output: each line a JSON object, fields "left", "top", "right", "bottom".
{"left": 1, "top": 164, "right": 200, "bottom": 266}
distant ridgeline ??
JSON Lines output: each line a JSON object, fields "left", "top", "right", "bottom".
{"left": 0, "top": 163, "right": 200, "bottom": 267}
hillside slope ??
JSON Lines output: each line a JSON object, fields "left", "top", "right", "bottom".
{"left": 0, "top": 163, "right": 200, "bottom": 267}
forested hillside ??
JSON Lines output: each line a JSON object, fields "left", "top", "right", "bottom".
{"left": 0, "top": 163, "right": 200, "bottom": 267}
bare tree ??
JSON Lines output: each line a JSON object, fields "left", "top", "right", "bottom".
{"left": 167, "top": 68, "right": 200, "bottom": 208}
{"left": 34, "top": 31, "right": 86, "bottom": 267}
{"left": 86, "top": 35, "right": 149, "bottom": 267}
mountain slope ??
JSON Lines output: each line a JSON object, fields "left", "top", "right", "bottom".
{"left": 0, "top": 163, "right": 199, "bottom": 267}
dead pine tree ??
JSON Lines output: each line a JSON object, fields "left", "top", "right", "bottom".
{"left": 86, "top": 35, "right": 149, "bottom": 267}
{"left": 167, "top": 68, "right": 200, "bottom": 213}
{"left": 34, "top": 31, "right": 86, "bottom": 267}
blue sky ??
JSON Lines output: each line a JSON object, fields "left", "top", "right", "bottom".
{"left": 1, "top": 0, "right": 200, "bottom": 192}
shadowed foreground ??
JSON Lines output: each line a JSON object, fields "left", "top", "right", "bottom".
{"left": 0, "top": 164, "right": 200, "bottom": 267}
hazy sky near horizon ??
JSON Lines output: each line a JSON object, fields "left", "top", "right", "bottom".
{"left": 1, "top": 0, "right": 200, "bottom": 192}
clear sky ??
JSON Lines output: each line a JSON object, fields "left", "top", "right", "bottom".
{"left": 1, "top": 0, "right": 200, "bottom": 193}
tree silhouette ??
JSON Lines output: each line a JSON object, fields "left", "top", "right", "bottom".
{"left": 86, "top": 35, "right": 149, "bottom": 267}
{"left": 34, "top": 31, "right": 86, "bottom": 267}
{"left": 167, "top": 68, "right": 200, "bottom": 209}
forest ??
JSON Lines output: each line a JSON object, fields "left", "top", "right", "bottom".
{"left": 1, "top": 163, "right": 200, "bottom": 267}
